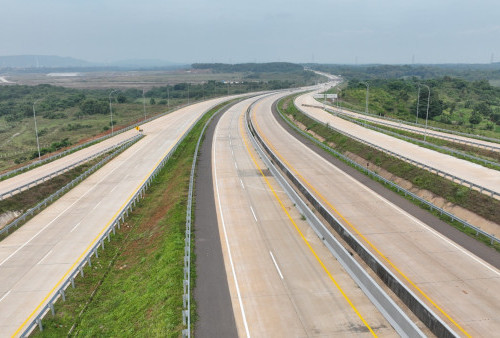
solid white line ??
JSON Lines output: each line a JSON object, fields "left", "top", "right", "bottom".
{"left": 0, "top": 290, "right": 11, "bottom": 303}
{"left": 92, "top": 201, "right": 102, "bottom": 211}
{"left": 214, "top": 116, "right": 251, "bottom": 337}
{"left": 269, "top": 251, "right": 284, "bottom": 279}
{"left": 273, "top": 109, "right": 500, "bottom": 276}
{"left": 37, "top": 250, "right": 53, "bottom": 265}
{"left": 250, "top": 206, "right": 257, "bottom": 222}
{"left": 234, "top": 161, "right": 238, "bottom": 170}
{"left": 70, "top": 221, "right": 82, "bottom": 233}
{"left": 240, "top": 179, "right": 245, "bottom": 189}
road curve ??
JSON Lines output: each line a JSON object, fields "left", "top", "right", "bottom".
{"left": 253, "top": 93, "right": 500, "bottom": 337}
{"left": 213, "top": 94, "right": 398, "bottom": 336}
{"left": 296, "top": 91, "right": 500, "bottom": 196}
{"left": 0, "top": 95, "right": 239, "bottom": 337}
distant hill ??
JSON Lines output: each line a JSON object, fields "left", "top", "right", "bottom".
{"left": 192, "top": 62, "right": 304, "bottom": 73}
{"left": 0, "top": 55, "right": 92, "bottom": 68}
{"left": 0, "top": 55, "right": 185, "bottom": 71}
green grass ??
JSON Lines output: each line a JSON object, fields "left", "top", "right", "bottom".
{"left": 279, "top": 95, "right": 500, "bottom": 252}
{"left": 279, "top": 95, "right": 500, "bottom": 226}
{"left": 0, "top": 137, "right": 141, "bottom": 240}
{"left": 333, "top": 113, "right": 500, "bottom": 165}
{"left": 30, "top": 101, "right": 229, "bottom": 337}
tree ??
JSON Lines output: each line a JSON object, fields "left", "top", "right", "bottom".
{"left": 79, "top": 98, "right": 109, "bottom": 115}
{"left": 413, "top": 89, "right": 443, "bottom": 119}
{"left": 116, "top": 93, "right": 127, "bottom": 103}
{"left": 469, "top": 112, "right": 482, "bottom": 125}
{"left": 150, "top": 97, "right": 156, "bottom": 105}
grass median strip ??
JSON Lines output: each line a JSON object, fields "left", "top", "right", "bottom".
{"left": 281, "top": 95, "right": 500, "bottom": 251}
{"left": 31, "top": 101, "right": 231, "bottom": 337}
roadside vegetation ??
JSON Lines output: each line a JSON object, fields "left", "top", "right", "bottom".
{"left": 31, "top": 102, "right": 227, "bottom": 336}
{"left": 279, "top": 95, "right": 500, "bottom": 250}
{"left": 335, "top": 77, "right": 500, "bottom": 137}
{"left": 0, "top": 64, "right": 320, "bottom": 173}
{"left": 331, "top": 113, "right": 500, "bottom": 168}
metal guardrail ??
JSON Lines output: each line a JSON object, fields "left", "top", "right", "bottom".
{"left": 0, "top": 134, "right": 142, "bottom": 201}
{"left": 0, "top": 98, "right": 213, "bottom": 182}
{"left": 297, "top": 103, "right": 500, "bottom": 200}
{"left": 282, "top": 103, "right": 499, "bottom": 246}
{"left": 0, "top": 134, "right": 143, "bottom": 238}
{"left": 328, "top": 108, "right": 500, "bottom": 170}
{"left": 19, "top": 101, "right": 223, "bottom": 337}
{"left": 181, "top": 101, "right": 235, "bottom": 337}
{"left": 248, "top": 99, "right": 458, "bottom": 337}
{"left": 245, "top": 99, "right": 425, "bottom": 337}
{"left": 323, "top": 102, "right": 500, "bottom": 150}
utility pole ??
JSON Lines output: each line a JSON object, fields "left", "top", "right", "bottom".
{"left": 33, "top": 99, "right": 42, "bottom": 161}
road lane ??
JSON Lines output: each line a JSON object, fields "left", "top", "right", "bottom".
{"left": 0, "top": 96, "right": 238, "bottom": 336}
{"left": 296, "top": 91, "right": 500, "bottom": 196}
{"left": 252, "top": 93, "right": 500, "bottom": 337}
{"left": 0, "top": 128, "right": 138, "bottom": 199}
{"left": 213, "top": 96, "right": 397, "bottom": 336}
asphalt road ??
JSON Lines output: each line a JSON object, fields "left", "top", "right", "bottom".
{"left": 212, "top": 94, "right": 398, "bottom": 336}
{"left": 194, "top": 104, "right": 238, "bottom": 337}
{"left": 296, "top": 91, "right": 500, "bottom": 196}
{"left": 0, "top": 96, "right": 238, "bottom": 337}
{"left": 252, "top": 93, "right": 500, "bottom": 337}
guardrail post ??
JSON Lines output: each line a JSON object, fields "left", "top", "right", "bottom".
{"left": 60, "top": 289, "right": 66, "bottom": 302}
{"left": 71, "top": 277, "right": 75, "bottom": 288}
{"left": 36, "top": 317, "right": 43, "bottom": 331}
{"left": 49, "top": 302, "right": 55, "bottom": 316}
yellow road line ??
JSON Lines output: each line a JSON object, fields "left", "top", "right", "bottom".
{"left": 239, "top": 110, "right": 377, "bottom": 337}
{"left": 253, "top": 101, "right": 471, "bottom": 337}
{"left": 12, "top": 120, "right": 190, "bottom": 337}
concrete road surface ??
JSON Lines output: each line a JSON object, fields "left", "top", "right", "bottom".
{"left": 212, "top": 95, "right": 398, "bottom": 336}
{"left": 252, "top": 93, "right": 500, "bottom": 337}
{"left": 0, "top": 129, "right": 138, "bottom": 199}
{"left": 0, "top": 95, "right": 239, "bottom": 337}
{"left": 296, "top": 92, "right": 500, "bottom": 196}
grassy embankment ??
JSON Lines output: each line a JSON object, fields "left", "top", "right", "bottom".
{"left": 280, "top": 95, "right": 500, "bottom": 251}
{"left": 31, "top": 101, "right": 229, "bottom": 336}
{"left": 330, "top": 113, "right": 500, "bottom": 168}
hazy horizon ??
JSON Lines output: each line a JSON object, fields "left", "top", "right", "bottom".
{"left": 1, "top": 0, "right": 499, "bottom": 65}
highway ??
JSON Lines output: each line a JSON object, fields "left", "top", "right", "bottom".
{"left": 0, "top": 95, "right": 238, "bottom": 336}
{"left": 249, "top": 93, "right": 500, "bottom": 336}
{"left": 0, "top": 129, "right": 139, "bottom": 200}
{"left": 296, "top": 90, "right": 500, "bottom": 197}
{"left": 325, "top": 101, "right": 500, "bottom": 153}
{"left": 212, "top": 94, "right": 402, "bottom": 336}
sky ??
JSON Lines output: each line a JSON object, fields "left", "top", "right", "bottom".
{"left": 1, "top": 0, "right": 500, "bottom": 65}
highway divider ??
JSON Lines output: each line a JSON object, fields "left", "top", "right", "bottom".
{"left": 181, "top": 100, "right": 239, "bottom": 337}
{"left": 0, "top": 134, "right": 143, "bottom": 239}
{"left": 296, "top": 102, "right": 500, "bottom": 201}
{"left": 0, "top": 134, "right": 143, "bottom": 201}
{"left": 326, "top": 107, "right": 500, "bottom": 170}
{"left": 246, "top": 98, "right": 458, "bottom": 337}
{"left": 18, "top": 98, "right": 231, "bottom": 337}
{"left": 288, "top": 102, "right": 499, "bottom": 246}
{"left": 322, "top": 100, "right": 500, "bottom": 147}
